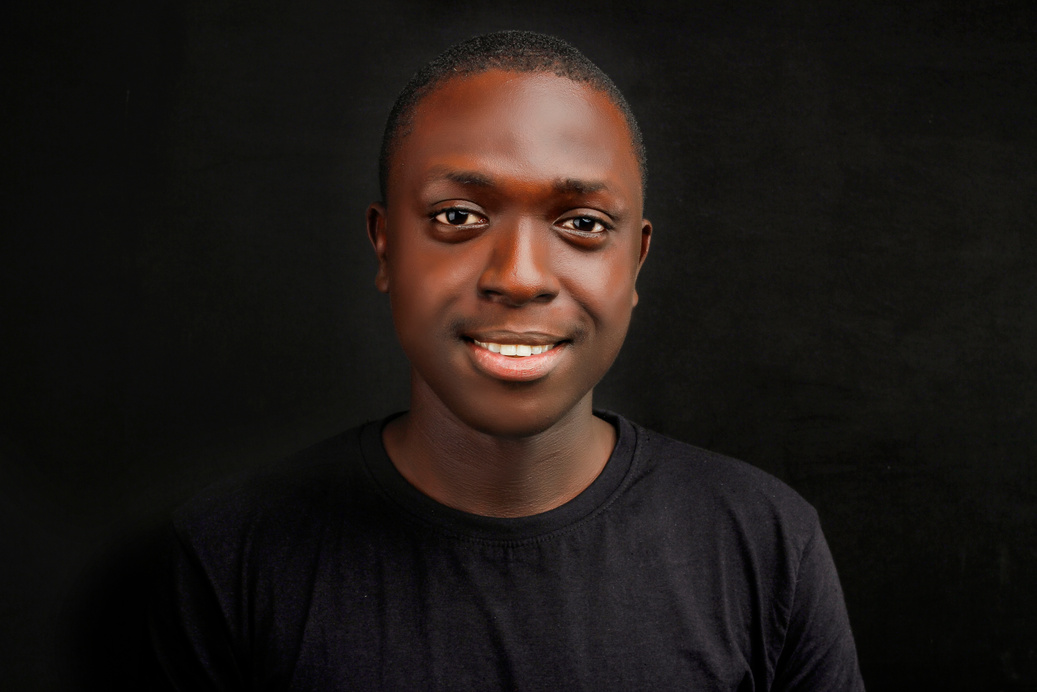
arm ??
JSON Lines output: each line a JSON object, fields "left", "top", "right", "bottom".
{"left": 772, "top": 522, "right": 865, "bottom": 691}
{"left": 148, "top": 525, "right": 247, "bottom": 691}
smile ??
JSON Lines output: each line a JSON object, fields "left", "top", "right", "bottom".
{"left": 472, "top": 339, "right": 557, "bottom": 357}
{"left": 465, "top": 337, "right": 567, "bottom": 382}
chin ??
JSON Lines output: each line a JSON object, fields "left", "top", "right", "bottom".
{"left": 406, "top": 346, "right": 606, "bottom": 440}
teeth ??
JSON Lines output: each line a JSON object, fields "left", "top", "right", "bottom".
{"left": 473, "top": 339, "right": 555, "bottom": 357}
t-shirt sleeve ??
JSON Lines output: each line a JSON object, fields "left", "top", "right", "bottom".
{"left": 148, "top": 523, "right": 246, "bottom": 691}
{"left": 771, "top": 521, "right": 865, "bottom": 691}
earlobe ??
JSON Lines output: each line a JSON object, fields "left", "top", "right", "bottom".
{"left": 366, "top": 203, "right": 390, "bottom": 293}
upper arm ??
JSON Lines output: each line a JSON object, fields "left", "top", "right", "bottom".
{"left": 771, "top": 523, "right": 865, "bottom": 691}
{"left": 148, "top": 525, "right": 246, "bottom": 691}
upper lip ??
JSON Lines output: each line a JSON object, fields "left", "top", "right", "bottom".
{"left": 463, "top": 330, "right": 567, "bottom": 346}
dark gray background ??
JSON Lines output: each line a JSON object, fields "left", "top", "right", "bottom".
{"left": 3, "top": 0, "right": 1035, "bottom": 689}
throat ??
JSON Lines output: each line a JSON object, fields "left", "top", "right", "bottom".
{"left": 382, "top": 406, "right": 616, "bottom": 518}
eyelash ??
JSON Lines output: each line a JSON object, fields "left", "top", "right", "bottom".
{"left": 431, "top": 208, "right": 613, "bottom": 236}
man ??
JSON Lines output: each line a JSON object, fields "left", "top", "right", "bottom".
{"left": 151, "top": 31, "right": 864, "bottom": 690}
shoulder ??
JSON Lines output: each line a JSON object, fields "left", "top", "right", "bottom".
{"left": 632, "top": 422, "right": 814, "bottom": 512}
{"left": 619, "top": 420, "right": 867, "bottom": 688}
{"left": 623, "top": 419, "right": 820, "bottom": 559}
{"left": 152, "top": 424, "right": 389, "bottom": 685}
{"left": 170, "top": 423, "right": 379, "bottom": 564}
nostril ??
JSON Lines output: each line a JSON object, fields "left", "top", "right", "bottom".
{"left": 478, "top": 284, "right": 557, "bottom": 306}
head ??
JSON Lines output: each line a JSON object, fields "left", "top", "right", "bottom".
{"left": 368, "top": 31, "right": 651, "bottom": 438}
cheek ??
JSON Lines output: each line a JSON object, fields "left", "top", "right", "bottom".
{"left": 387, "top": 241, "right": 476, "bottom": 335}
{"left": 562, "top": 250, "right": 640, "bottom": 322}
{"left": 392, "top": 233, "right": 482, "bottom": 289}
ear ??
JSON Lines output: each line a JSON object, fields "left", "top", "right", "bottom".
{"left": 632, "top": 218, "right": 652, "bottom": 308}
{"left": 366, "top": 202, "right": 390, "bottom": 293}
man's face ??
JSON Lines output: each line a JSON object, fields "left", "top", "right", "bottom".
{"left": 368, "top": 69, "right": 650, "bottom": 438}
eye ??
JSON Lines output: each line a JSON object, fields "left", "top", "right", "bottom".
{"left": 558, "top": 215, "right": 611, "bottom": 235}
{"left": 433, "top": 208, "right": 486, "bottom": 226}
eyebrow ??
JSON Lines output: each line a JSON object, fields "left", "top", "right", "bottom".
{"left": 434, "top": 170, "right": 496, "bottom": 188}
{"left": 429, "top": 170, "right": 609, "bottom": 196}
{"left": 553, "top": 178, "right": 607, "bottom": 195}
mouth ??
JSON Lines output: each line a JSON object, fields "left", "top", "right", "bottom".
{"left": 463, "top": 333, "right": 568, "bottom": 381}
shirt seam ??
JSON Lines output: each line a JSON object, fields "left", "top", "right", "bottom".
{"left": 359, "top": 419, "right": 647, "bottom": 548}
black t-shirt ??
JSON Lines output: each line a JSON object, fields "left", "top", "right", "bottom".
{"left": 150, "top": 412, "right": 864, "bottom": 690}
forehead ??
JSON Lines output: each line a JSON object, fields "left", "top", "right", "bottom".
{"left": 388, "top": 70, "right": 641, "bottom": 204}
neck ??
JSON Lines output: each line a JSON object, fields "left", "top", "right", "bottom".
{"left": 383, "top": 385, "right": 615, "bottom": 518}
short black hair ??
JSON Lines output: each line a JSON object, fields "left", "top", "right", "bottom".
{"left": 378, "top": 30, "right": 647, "bottom": 203}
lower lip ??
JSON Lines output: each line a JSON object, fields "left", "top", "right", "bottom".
{"left": 465, "top": 341, "right": 567, "bottom": 382}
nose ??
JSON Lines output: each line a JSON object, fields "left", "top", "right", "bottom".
{"left": 477, "top": 220, "right": 560, "bottom": 306}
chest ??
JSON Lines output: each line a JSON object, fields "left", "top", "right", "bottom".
{"left": 262, "top": 529, "right": 771, "bottom": 691}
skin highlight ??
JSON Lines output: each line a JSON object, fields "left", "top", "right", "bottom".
{"left": 367, "top": 70, "right": 651, "bottom": 518}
